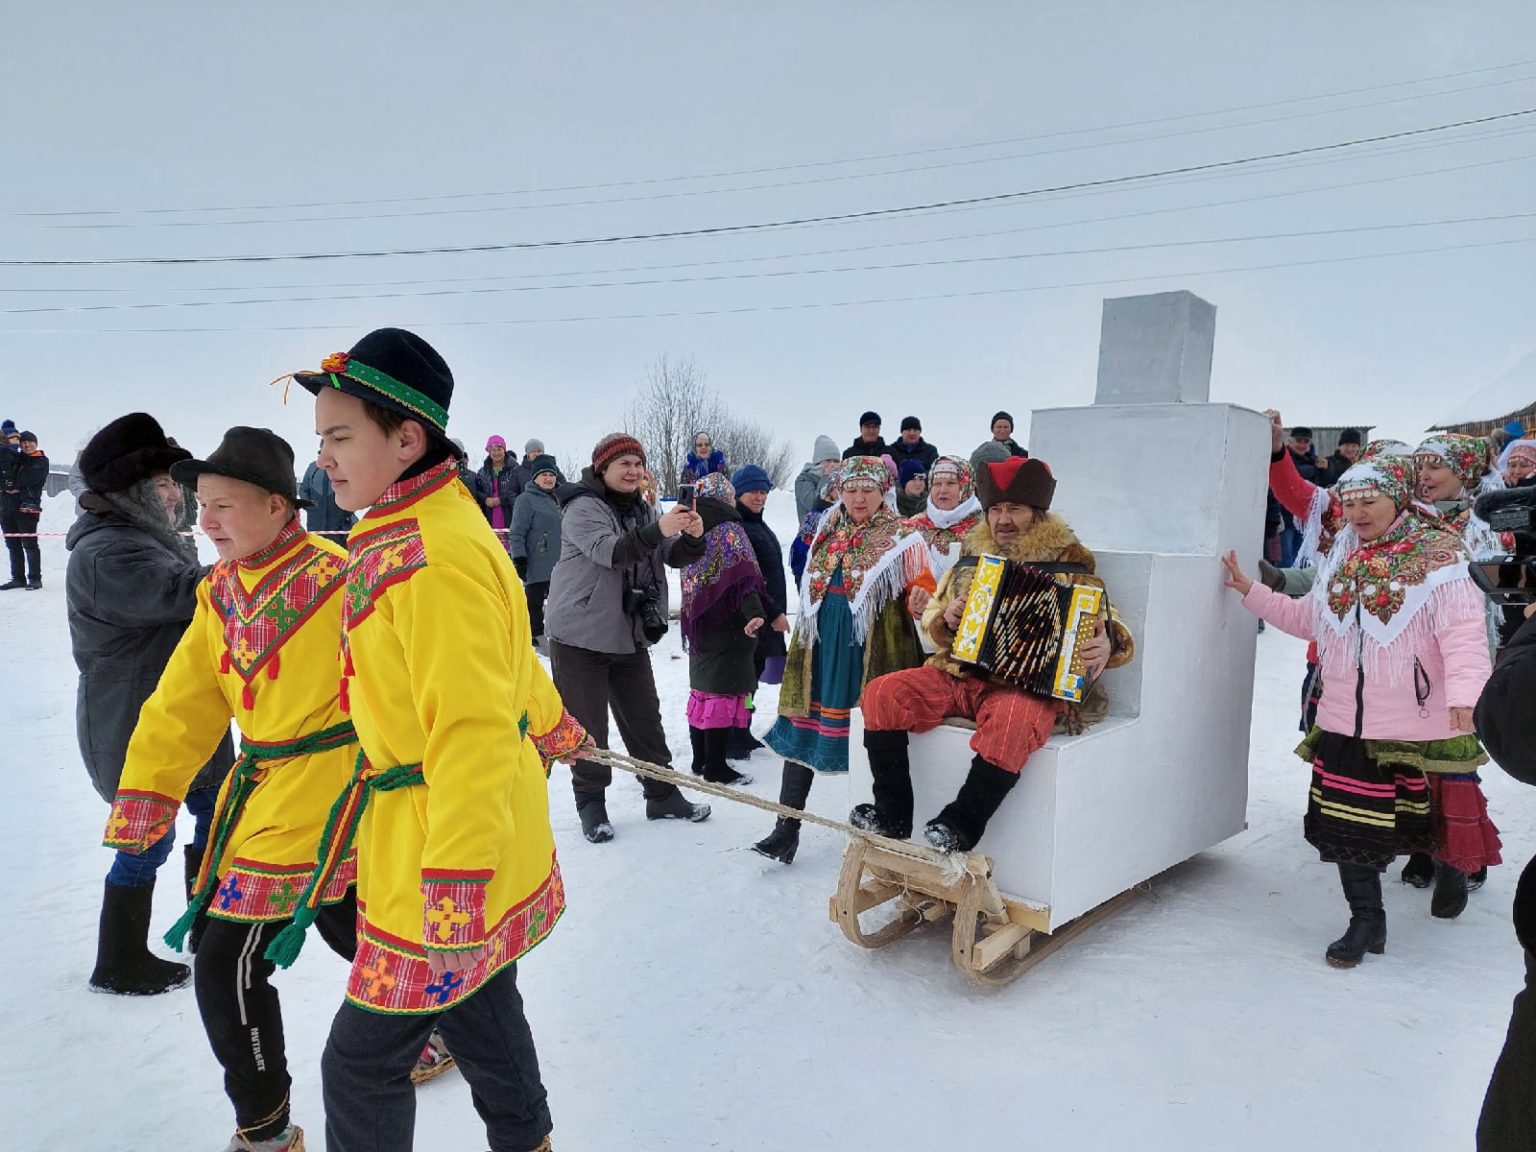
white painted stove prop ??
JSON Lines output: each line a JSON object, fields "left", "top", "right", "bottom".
{"left": 832, "top": 290, "right": 1271, "bottom": 985}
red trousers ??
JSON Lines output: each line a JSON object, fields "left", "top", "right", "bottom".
{"left": 861, "top": 665, "right": 1059, "bottom": 774}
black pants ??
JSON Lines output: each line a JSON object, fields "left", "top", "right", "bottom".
{"left": 323, "top": 963, "right": 551, "bottom": 1152}
{"left": 525, "top": 581, "right": 549, "bottom": 639}
{"left": 548, "top": 639, "right": 677, "bottom": 800}
{"left": 195, "top": 892, "right": 357, "bottom": 1142}
{"left": 3, "top": 509, "right": 38, "bottom": 583}
{"left": 1479, "top": 948, "right": 1536, "bottom": 1149}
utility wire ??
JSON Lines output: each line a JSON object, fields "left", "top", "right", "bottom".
{"left": 8, "top": 106, "right": 1534, "bottom": 268}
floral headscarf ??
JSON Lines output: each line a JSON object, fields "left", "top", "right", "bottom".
{"left": 1362, "top": 439, "right": 1412, "bottom": 461}
{"left": 1414, "top": 433, "right": 1497, "bottom": 494}
{"left": 695, "top": 472, "right": 735, "bottom": 505}
{"left": 839, "top": 455, "right": 892, "bottom": 492}
{"left": 926, "top": 455, "right": 975, "bottom": 501}
{"left": 1335, "top": 455, "right": 1416, "bottom": 512}
{"left": 1498, "top": 438, "right": 1536, "bottom": 475}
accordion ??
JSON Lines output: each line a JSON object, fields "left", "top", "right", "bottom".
{"left": 950, "top": 556, "right": 1105, "bottom": 702}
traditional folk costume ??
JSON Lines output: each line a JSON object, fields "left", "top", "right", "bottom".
{"left": 1240, "top": 456, "right": 1496, "bottom": 965}
{"left": 275, "top": 329, "right": 582, "bottom": 1152}
{"left": 681, "top": 472, "right": 766, "bottom": 787}
{"left": 101, "top": 429, "right": 357, "bottom": 1152}
{"left": 902, "top": 455, "right": 983, "bottom": 583}
{"left": 856, "top": 457, "right": 1134, "bottom": 852}
{"left": 752, "top": 456, "right": 934, "bottom": 864}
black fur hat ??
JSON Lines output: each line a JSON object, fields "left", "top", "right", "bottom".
{"left": 79, "top": 413, "right": 192, "bottom": 494}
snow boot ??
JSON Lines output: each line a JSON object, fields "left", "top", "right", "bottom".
{"left": 409, "top": 1029, "right": 455, "bottom": 1085}
{"left": 0, "top": 579, "right": 23, "bottom": 591}
{"left": 183, "top": 845, "right": 211, "bottom": 954}
{"left": 924, "top": 756, "right": 1017, "bottom": 854}
{"left": 725, "top": 721, "right": 763, "bottom": 762}
{"left": 1431, "top": 860, "right": 1470, "bottom": 920}
{"left": 645, "top": 785, "right": 711, "bottom": 823}
{"left": 222, "top": 1125, "right": 305, "bottom": 1151}
{"left": 688, "top": 725, "right": 706, "bottom": 776}
{"left": 25, "top": 576, "right": 41, "bottom": 590}
{"left": 576, "top": 795, "right": 615, "bottom": 844}
{"left": 752, "top": 763, "right": 814, "bottom": 864}
{"left": 1400, "top": 851, "right": 1434, "bottom": 889}
{"left": 89, "top": 879, "right": 192, "bottom": 995}
{"left": 700, "top": 727, "right": 752, "bottom": 787}
{"left": 1469, "top": 865, "right": 1488, "bottom": 892}
{"left": 1325, "top": 863, "right": 1387, "bottom": 968}
{"left": 850, "top": 729, "right": 914, "bottom": 839}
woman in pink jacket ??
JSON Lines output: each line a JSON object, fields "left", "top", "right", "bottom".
{"left": 1223, "top": 455, "right": 1494, "bottom": 968}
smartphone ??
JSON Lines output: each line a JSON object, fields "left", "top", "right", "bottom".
{"left": 677, "top": 483, "right": 696, "bottom": 511}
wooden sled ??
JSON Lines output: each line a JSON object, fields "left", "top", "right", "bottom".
{"left": 828, "top": 837, "right": 1136, "bottom": 988}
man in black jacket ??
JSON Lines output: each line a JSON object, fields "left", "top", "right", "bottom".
{"left": 842, "top": 411, "right": 888, "bottom": 460}
{"left": 890, "top": 416, "right": 939, "bottom": 475}
{"left": 1474, "top": 608, "right": 1536, "bottom": 1149}
{"left": 3, "top": 429, "right": 48, "bottom": 589}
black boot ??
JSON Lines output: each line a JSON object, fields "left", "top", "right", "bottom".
{"left": 700, "top": 727, "right": 752, "bottom": 787}
{"left": 725, "top": 713, "right": 764, "bottom": 761}
{"left": 89, "top": 880, "right": 192, "bottom": 995}
{"left": 688, "top": 725, "right": 706, "bottom": 776}
{"left": 1431, "top": 860, "right": 1470, "bottom": 919}
{"left": 1400, "top": 851, "right": 1434, "bottom": 888}
{"left": 1326, "top": 863, "right": 1387, "bottom": 968}
{"left": 182, "top": 845, "right": 211, "bottom": 954}
{"left": 850, "top": 729, "right": 914, "bottom": 839}
{"left": 753, "top": 763, "right": 814, "bottom": 864}
{"left": 1469, "top": 865, "right": 1488, "bottom": 892}
{"left": 645, "top": 783, "right": 711, "bottom": 823}
{"left": 0, "top": 579, "right": 22, "bottom": 591}
{"left": 575, "top": 794, "right": 615, "bottom": 844}
{"left": 924, "top": 756, "right": 1017, "bottom": 853}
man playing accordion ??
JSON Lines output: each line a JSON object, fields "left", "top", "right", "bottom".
{"left": 853, "top": 456, "right": 1134, "bottom": 852}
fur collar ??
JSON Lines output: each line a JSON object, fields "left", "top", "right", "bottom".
{"left": 962, "top": 512, "right": 1095, "bottom": 572}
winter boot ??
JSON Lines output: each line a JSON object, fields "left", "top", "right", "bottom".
{"left": 700, "top": 727, "right": 752, "bottom": 787}
{"left": 725, "top": 716, "right": 764, "bottom": 762}
{"left": 409, "top": 1029, "right": 455, "bottom": 1085}
{"left": 688, "top": 725, "right": 706, "bottom": 776}
{"left": 0, "top": 579, "right": 22, "bottom": 591}
{"left": 645, "top": 785, "right": 711, "bottom": 823}
{"left": 89, "top": 879, "right": 192, "bottom": 995}
{"left": 752, "top": 763, "right": 814, "bottom": 864}
{"left": 183, "top": 845, "right": 212, "bottom": 954}
{"left": 25, "top": 575, "right": 41, "bottom": 590}
{"left": 1400, "top": 851, "right": 1434, "bottom": 889}
{"left": 575, "top": 795, "right": 615, "bottom": 844}
{"left": 222, "top": 1125, "right": 306, "bottom": 1151}
{"left": 1325, "top": 863, "right": 1387, "bottom": 968}
{"left": 924, "top": 756, "right": 1018, "bottom": 853}
{"left": 1431, "top": 860, "right": 1470, "bottom": 920}
{"left": 849, "top": 729, "right": 914, "bottom": 839}
{"left": 1469, "top": 865, "right": 1488, "bottom": 892}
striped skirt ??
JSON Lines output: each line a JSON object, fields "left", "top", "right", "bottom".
{"left": 766, "top": 584, "right": 862, "bottom": 774}
{"left": 1298, "top": 730, "right": 1435, "bottom": 871}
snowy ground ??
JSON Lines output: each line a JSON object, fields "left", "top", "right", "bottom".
{"left": 3, "top": 490, "right": 1530, "bottom": 1152}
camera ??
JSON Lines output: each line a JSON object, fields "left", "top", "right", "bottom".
{"left": 1470, "top": 487, "right": 1536, "bottom": 604}
{"left": 625, "top": 584, "right": 669, "bottom": 643}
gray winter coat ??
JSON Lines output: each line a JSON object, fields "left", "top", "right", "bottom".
{"left": 545, "top": 468, "right": 705, "bottom": 654}
{"left": 509, "top": 483, "right": 562, "bottom": 585}
{"left": 65, "top": 497, "right": 235, "bottom": 802}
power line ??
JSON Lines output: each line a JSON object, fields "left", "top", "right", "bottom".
{"left": 11, "top": 56, "right": 1535, "bottom": 219}
{"left": 6, "top": 234, "right": 1532, "bottom": 334}
{"left": 7, "top": 212, "right": 1531, "bottom": 315}
{"left": 17, "top": 72, "right": 1536, "bottom": 231}
{"left": 8, "top": 106, "right": 1534, "bottom": 268}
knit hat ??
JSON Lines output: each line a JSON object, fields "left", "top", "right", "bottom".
{"left": 530, "top": 455, "right": 560, "bottom": 478}
{"left": 1338, "top": 428, "right": 1363, "bottom": 446}
{"left": 730, "top": 464, "right": 772, "bottom": 496}
{"left": 978, "top": 456, "right": 1056, "bottom": 511}
{"left": 1414, "top": 433, "right": 1493, "bottom": 491}
{"left": 839, "top": 455, "right": 892, "bottom": 492}
{"left": 1336, "top": 455, "right": 1416, "bottom": 512}
{"left": 19, "top": 430, "right": 36, "bottom": 444}
{"left": 900, "top": 416, "right": 922, "bottom": 432}
{"left": 79, "top": 413, "right": 192, "bottom": 495}
{"left": 0, "top": 419, "right": 15, "bottom": 437}
{"left": 289, "top": 327, "right": 454, "bottom": 436}
{"left": 171, "top": 427, "right": 311, "bottom": 508}
{"left": 992, "top": 411, "right": 1014, "bottom": 428}
{"left": 970, "top": 440, "right": 1013, "bottom": 470}
{"left": 1506, "top": 419, "right": 1527, "bottom": 440}
{"left": 592, "top": 432, "right": 646, "bottom": 473}
{"left": 696, "top": 472, "right": 736, "bottom": 505}
{"left": 897, "top": 458, "right": 927, "bottom": 488}
{"left": 486, "top": 435, "right": 507, "bottom": 451}
{"left": 928, "top": 455, "right": 976, "bottom": 500}
{"left": 525, "top": 438, "right": 545, "bottom": 455}
{"left": 812, "top": 434, "right": 840, "bottom": 464}
{"left": 858, "top": 411, "right": 881, "bottom": 428}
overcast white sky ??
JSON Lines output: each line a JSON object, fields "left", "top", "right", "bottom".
{"left": 4, "top": 2, "right": 1535, "bottom": 471}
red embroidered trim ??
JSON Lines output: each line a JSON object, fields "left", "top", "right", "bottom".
{"left": 102, "top": 790, "right": 179, "bottom": 852}
{"left": 206, "top": 855, "right": 357, "bottom": 923}
{"left": 363, "top": 460, "right": 458, "bottom": 520}
{"left": 531, "top": 710, "right": 586, "bottom": 765}
{"left": 421, "top": 877, "right": 490, "bottom": 952}
{"left": 344, "top": 520, "right": 428, "bottom": 630}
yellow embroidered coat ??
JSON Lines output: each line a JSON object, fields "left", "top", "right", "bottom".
{"left": 102, "top": 520, "right": 358, "bottom": 922}
{"left": 338, "top": 461, "right": 582, "bottom": 1014}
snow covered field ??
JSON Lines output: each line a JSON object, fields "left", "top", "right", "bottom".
{"left": 3, "top": 490, "right": 1529, "bottom": 1152}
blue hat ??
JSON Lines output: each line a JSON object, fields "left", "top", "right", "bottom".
{"left": 1505, "top": 419, "right": 1526, "bottom": 439}
{"left": 730, "top": 464, "right": 772, "bottom": 496}
{"left": 897, "top": 457, "right": 927, "bottom": 487}
{"left": 1, "top": 419, "right": 15, "bottom": 436}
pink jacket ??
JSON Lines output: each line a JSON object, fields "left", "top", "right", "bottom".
{"left": 1243, "top": 579, "right": 1491, "bottom": 742}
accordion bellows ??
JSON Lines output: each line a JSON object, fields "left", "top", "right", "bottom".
{"left": 951, "top": 556, "right": 1105, "bottom": 702}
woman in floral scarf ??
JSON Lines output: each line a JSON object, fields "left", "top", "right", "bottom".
{"left": 903, "top": 454, "right": 983, "bottom": 583}
{"left": 752, "top": 456, "right": 935, "bottom": 864}
{"left": 1224, "top": 455, "right": 1496, "bottom": 967}
{"left": 1414, "top": 432, "right": 1504, "bottom": 558}
{"left": 680, "top": 472, "right": 766, "bottom": 788}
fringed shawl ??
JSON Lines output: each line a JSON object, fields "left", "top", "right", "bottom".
{"left": 680, "top": 518, "right": 765, "bottom": 650}
{"left": 796, "top": 505, "right": 933, "bottom": 645}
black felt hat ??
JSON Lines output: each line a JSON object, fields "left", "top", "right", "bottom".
{"left": 79, "top": 413, "right": 193, "bottom": 494}
{"left": 171, "top": 427, "right": 310, "bottom": 508}
{"left": 292, "top": 327, "right": 454, "bottom": 436}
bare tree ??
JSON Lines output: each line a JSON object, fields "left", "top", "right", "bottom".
{"left": 624, "top": 354, "right": 794, "bottom": 496}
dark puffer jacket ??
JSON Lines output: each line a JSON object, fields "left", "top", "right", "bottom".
{"left": 737, "top": 500, "right": 788, "bottom": 668}
{"left": 65, "top": 496, "right": 234, "bottom": 801}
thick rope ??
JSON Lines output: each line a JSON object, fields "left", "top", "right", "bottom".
{"left": 581, "top": 747, "right": 988, "bottom": 880}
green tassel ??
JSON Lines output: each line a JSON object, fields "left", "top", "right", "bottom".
{"left": 162, "top": 898, "right": 204, "bottom": 953}
{"left": 265, "top": 907, "right": 319, "bottom": 969}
